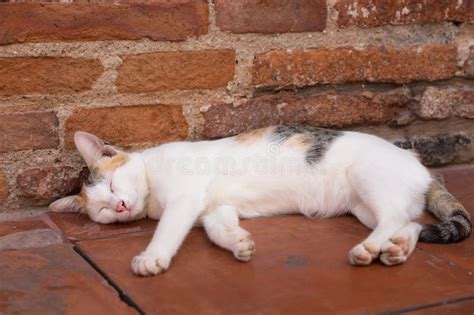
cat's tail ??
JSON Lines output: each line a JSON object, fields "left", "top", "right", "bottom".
{"left": 419, "top": 174, "right": 471, "bottom": 243}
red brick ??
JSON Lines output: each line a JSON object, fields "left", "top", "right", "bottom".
{"left": 65, "top": 105, "right": 188, "bottom": 148}
{"left": 16, "top": 166, "right": 86, "bottom": 206}
{"left": 0, "top": 172, "right": 8, "bottom": 204}
{"left": 216, "top": 0, "right": 326, "bottom": 34}
{"left": 0, "top": 112, "right": 59, "bottom": 153}
{"left": 417, "top": 86, "right": 474, "bottom": 119}
{"left": 252, "top": 45, "right": 457, "bottom": 89}
{"left": 202, "top": 88, "right": 411, "bottom": 138}
{"left": 0, "top": 57, "right": 103, "bottom": 96}
{"left": 0, "top": 1, "right": 208, "bottom": 45}
{"left": 336, "top": 0, "right": 474, "bottom": 27}
{"left": 117, "top": 50, "right": 235, "bottom": 93}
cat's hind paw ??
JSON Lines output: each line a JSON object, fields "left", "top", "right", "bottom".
{"left": 380, "top": 238, "right": 409, "bottom": 266}
{"left": 131, "top": 252, "right": 167, "bottom": 276}
{"left": 348, "top": 243, "right": 379, "bottom": 266}
{"left": 233, "top": 235, "right": 256, "bottom": 262}
{"left": 380, "top": 223, "right": 421, "bottom": 266}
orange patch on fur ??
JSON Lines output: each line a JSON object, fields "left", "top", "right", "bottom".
{"left": 78, "top": 189, "right": 88, "bottom": 206}
{"left": 286, "top": 133, "right": 310, "bottom": 151}
{"left": 234, "top": 127, "right": 274, "bottom": 144}
{"left": 95, "top": 153, "right": 129, "bottom": 173}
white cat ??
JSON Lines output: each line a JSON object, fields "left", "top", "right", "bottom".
{"left": 50, "top": 125, "right": 471, "bottom": 276}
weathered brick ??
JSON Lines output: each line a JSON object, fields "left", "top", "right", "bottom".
{"left": 465, "top": 47, "right": 474, "bottom": 78}
{"left": 0, "top": 172, "right": 9, "bottom": 204}
{"left": 16, "top": 166, "right": 86, "bottom": 206}
{"left": 0, "top": 57, "right": 103, "bottom": 96}
{"left": 253, "top": 45, "right": 457, "bottom": 89}
{"left": 0, "top": 1, "right": 208, "bottom": 45}
{"left": 65, "top": 105, "right": 188, "bottom": 148}
{"left": 202, "top": 88, "right": 411, "bottom": 138}
{"left": 216, "top": 0, "right": 326, "bottom": 34}
{"left": 117, "top": 50, "right": 235, "bottom": 93}
{"left": 0, "top": 112, "right": 59, "bottom": 153}
{"left": 394, "top": 134, "right": 471, "bottom": 166}
{"left": 417, "top": 87, "right": 474, "bottom": 120}
{"left": 336, "top": 0, "right": 474, "bottom": 27}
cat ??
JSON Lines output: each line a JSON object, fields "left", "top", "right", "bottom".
{"left": 50, "top": 125, "right": 471, "bottom": 276}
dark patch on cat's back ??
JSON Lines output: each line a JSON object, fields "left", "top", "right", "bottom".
{"left": 272, "top": 125, "right": 342, "bottom": 165}
{"left": 272, "top": 125, "right": 308, "bottom": 140}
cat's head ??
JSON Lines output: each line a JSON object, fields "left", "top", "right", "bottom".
{"left": 49, "top": 132, "right": 149, "bottom": 224}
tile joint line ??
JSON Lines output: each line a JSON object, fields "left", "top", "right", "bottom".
{"left": 73, "top": 243, "right": 146, "bottom": 315}
{"left": 380, "top": 295, "right": 474, "bottom": 314}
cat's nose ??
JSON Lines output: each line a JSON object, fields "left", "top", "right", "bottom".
{"left": 116, "top": 201, "right": 129, "bottom": 213}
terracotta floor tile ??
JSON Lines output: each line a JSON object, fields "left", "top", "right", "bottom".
{"left": 418, "top": 237, "right": 474, "bottom": 274}
{"left": 47, "top": 212, "right": 156, "bottom": 241}
{"left": 0, "top": 217, "right": 50, "bottom": 237}
{"left": 0, "top": 228, "right": 64, "bottom": 251}
{"left": 0, "top": 244, "right": 137, "bottom": 315}
{"left": 0, "top": 215, "right": 65, "bottom": 251}
{"left": 78, "top": 215, "right": 474, "bottom": 315}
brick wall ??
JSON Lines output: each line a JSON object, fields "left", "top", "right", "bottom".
{"left": 0, "top": 0, "right": 473, "bottom": 211}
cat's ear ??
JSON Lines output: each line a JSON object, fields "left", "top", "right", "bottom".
{"left": 49, "top": 195, "right": 84, "bottom": 213}
{"left": 74, "top": 131, "right": 117, "bottom": 167}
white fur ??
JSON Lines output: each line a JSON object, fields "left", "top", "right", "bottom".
{"left": 52, "top": 130, "right": 433, "bottom": 276}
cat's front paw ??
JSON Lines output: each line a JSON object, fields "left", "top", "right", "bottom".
{"left": 131, "top": 252, "right": 167, "bottom": 276}
{"left": 233, "top": 234, "right": 256, "bottom": 262}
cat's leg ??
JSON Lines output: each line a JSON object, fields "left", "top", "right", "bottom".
{"left": 380, "top": 222, "right": 422, "bottom": 266}
{"left": 202, "top": 205, "right": 256, "bottom": 262}
{"left": 348, "top": 195, "right": 413, "bottom": 266}
{"left": 347, "top": 163, "right": 416, "bottom": 266}
{"left": 131, "top": 199, "right": 202, "bottom": 276}
{"left": 349, "top": 202, "right": 422, "bottom": 266}
{"left": 348, "top": 204, "right": 379, "bottom": 264}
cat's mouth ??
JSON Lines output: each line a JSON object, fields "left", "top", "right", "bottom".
{"left": 117, "top": 210, "right": 133, "bottom": 222}
{"left": 117, "top": 205, "right": 146, "bottom": 223}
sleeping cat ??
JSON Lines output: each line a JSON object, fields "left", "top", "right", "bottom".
{"left": 50, "top": 125, "right": 471, "bottom": 276}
